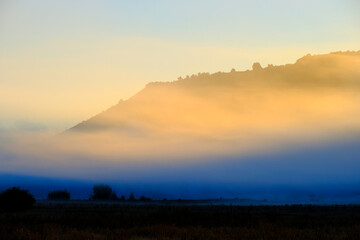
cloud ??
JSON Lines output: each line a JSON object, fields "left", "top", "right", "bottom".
{"left": 13, "top": 120, "right": 48, "bottom": 132}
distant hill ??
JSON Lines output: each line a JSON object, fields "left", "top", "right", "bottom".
{"left": 3, "top": 51, "right": 360, "bottom": 188}
{"left": 69, "top": 51, "right": 360, "bottom": 141}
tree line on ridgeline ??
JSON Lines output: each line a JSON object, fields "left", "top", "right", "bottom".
{"left": 0, "top": 184, "right": 152, "bottom": 211}
{"left": 46, "top": 184, "right": 152, "bottom": 202}
{"left": 88, "top": 184, "right": 151, "bottom": 201}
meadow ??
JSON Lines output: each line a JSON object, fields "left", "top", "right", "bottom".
{"left": 1, "top": 201, "right": 360, "bottom": 240}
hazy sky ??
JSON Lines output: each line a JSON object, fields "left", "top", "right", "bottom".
{"left": 1, "top": 1, "right": 360, "bottom": 196}
{"left": 1, "top": 0, "right": 359, "bottom": 131}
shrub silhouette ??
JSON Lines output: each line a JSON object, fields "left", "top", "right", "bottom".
{"left": 139, "top": 195, "right": 151, "bottom": 201}
{"left": 111, "top": 192, "right": 118, "bottom": 200}
{"left": 0, "top": 187, "right": 35, "bottom": 211}
{"left": 48, "top": 190, "right": 70, "bottom": 200}
{"left": 91, "top": 184, "right": 116, "bottom": 200}
{"left": 252, "top": 62, "right": 262, "bottom": 71}
{"left": 128, "top": 192, "right": 135, "bottom": 201}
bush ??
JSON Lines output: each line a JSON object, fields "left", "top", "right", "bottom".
{"left": 139, "top": 196, "right": 151, "bottom": 201}
{"left": 0, "top": 187, "right": 35, "bottom": 211}
{"left": 128, "top": 192, "right": 135, "bottom": 201}
{"left": 252, "top": 62, "right": 262, "bottom": 71}
{"left": 91, "top": 184, "right": 117, "bottom": 200}
{"left": 48, "top": 190, "right": 71, "bottom": 200}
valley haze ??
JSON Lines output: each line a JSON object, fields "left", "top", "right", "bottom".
{"left": 1, "top": 51, "right": 360, "bottom": 201}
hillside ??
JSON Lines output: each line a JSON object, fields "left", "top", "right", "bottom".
{"left": 2, "top": 51, "right": 360, "bottom": 182}
{"left": 69, "top": 51, "right": 360, "bottom": 141}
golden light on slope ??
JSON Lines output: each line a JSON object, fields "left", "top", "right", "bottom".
{"left": 1, "top": 52, "right": 360, "bottom": 171}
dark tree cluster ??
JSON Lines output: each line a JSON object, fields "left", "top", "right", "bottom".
{"left": 89, "top": 185, "right": 151, "bottom": 201}
{"left": 90, "top": 184, "right": 118, "bottom": 200}
{"left": 139, "top": 195, "right": 151, "bottom": 201}
{"left": 48, "top": 190, "right": 71, "bottom": 200}
{"left": 44, "top": 185, "right": 151, "bottom": 202}
{"left": 0, "top": 187, "right": 35, "bottom": 211}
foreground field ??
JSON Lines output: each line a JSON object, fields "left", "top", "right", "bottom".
{"left": 1, "top": 202, "right": 360, "bottom": 240}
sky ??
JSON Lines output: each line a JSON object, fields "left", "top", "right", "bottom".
{"left": 1, "top": 0, "right": 359, "bottom": 131}
{"left": 1, "top": 1, "right": 360, "bottom": 200}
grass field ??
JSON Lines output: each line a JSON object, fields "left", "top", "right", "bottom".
{"left": 1, "top": 202, "right": 360, "bottom": 240}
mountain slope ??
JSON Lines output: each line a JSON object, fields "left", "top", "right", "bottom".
{"left": 69, "top": 51, "right": 360, "bottom": 141}
{"left": 2, "top": 51, "right": 360, "bottom": 183}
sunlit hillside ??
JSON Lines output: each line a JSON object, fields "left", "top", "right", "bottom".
{"left": 64, "top": 51, "right": 360, "bottom": 157}
{"left": 2, "top": 51, "right": 360, "bottom": 181}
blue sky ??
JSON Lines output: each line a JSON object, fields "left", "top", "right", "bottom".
{"left": 2, "top": 0, "right": 359, "bottom": 47}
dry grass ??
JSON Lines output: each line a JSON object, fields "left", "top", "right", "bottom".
{"left": 1, "top": 203, "right": 360, "bottom": 239}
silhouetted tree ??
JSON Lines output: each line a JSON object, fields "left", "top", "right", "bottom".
{"left": 91, "top": 184, "right": 116, "bottom": 200}
{"left": 252, "top": 62, "right": 262, "bottom": 71}
{"left": 139, "top": 196, "right": 151, "bottom": 201}
{"left": 48, "top": 190, "right": 70, "bottom": 200}
{"left": 0, "top": 187, "right": 35, "bottom": 211}
{"left": 128, "top": 192, "right": 135, "bottom": 201}
{"left": 111, "top": 192, "right": 118, "bottom": 200}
